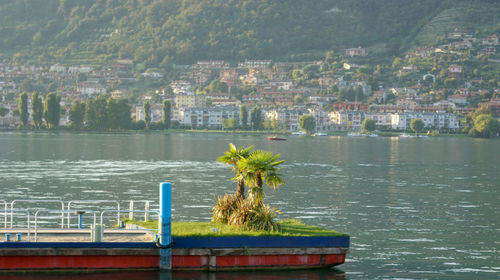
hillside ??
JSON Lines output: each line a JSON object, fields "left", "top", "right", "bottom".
{"left": 413, "top": 1, "right": 500, "bottom": 46}
{"left": 0, "top": 0, "right": 497, "bottom": 70}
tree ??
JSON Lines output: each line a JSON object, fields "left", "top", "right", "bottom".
{"left": 208, "top": 80, "right": 228, "bottom": 93}
{"left": 218, "top": 143, "right": 254, "bottom": 199}
{"left": 162, "top": 100, "right": 171, "bottom": 129}
{"left": 107, "top": 98, "right": 132, "bottom": 130}
{"left": 69, "top": 101, "right": 85, "bottom": 130}
{"left": 240, "top": 105, "right": 248, "bottom": 129}
{"left": 44, "top": 92, "right": 61, "bottom": 129}
{"left": 85, "top": 95, "right": 108, "bottom": 130}
{"left": 298, "top": 114, "right": 315, "bottom": 135}
{"left": 238, "top": 150, "right": 285, "bottom": 204}
{"left": 222, "top": 118, "right": 237, "bottom": 130}
{"left": 144, "top": 101, "right": 151, "bottom": 129}
{"left": 469, "top": 114, "right": 500, "bottom": 138}
{"left": 250, "top": 107, "right": 262, "bottom": 130}
{"left": 362, "top": 118, "right": 376, "bottom": 133}
{"left": 31, "top": 92, "right": 43, "bottom": 129}
{"left": 410, "top": 118, "right": 424, "bottom": 135}
{"left": 0, "top": 107, "right": 9, "bottom": 117}
{"left": 18, "top": 92, "right": 29, "bottom": 127}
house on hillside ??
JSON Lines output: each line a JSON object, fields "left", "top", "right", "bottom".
{"left": 448, "top": 65, "right": 462, "bottom": 78}
{"left": 345, "top": 47, "right": 366, "bottom": 57}
{"left": 448, "top": 94, "right": 468, "bottom": 105}
{"left": 482, "top": 34, "right": 499, "bottom": 45}
{"left": 76, "top": 81, "right": 106, "bottom": 97}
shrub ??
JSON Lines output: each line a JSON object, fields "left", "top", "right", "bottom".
{"left": 212, "top": 195, "right": 280, "bottom": 232}
{"left": 212, "top": 193, "right": 242, "bottom": 224}
{"left": 228, "top": 198, "right": 280, "bottom": 232}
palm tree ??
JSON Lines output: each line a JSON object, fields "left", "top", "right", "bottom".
{"left": 237, "top": 150, "right": 285, "bottom": 204}
{"left": 217, "top": 143, "right": 254, "bottom": 198}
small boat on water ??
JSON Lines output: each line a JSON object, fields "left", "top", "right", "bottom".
{"left": 269, "top": 136, "right": 287, "bottom": 141}
{"left": 312, "top": 132, "right": 328, "bottom": 136}
{"left": 291, "top": 131, "right": 306, "bottom": 136}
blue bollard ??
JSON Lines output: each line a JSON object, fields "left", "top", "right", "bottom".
{"left": 16, "top": 233, "right": 21, "bottom": 241}
{"left": 5, "top": 233, "right": 10, "bottom": 242}
{"left": 159, "top": 182, "right": 172, "bottom": 270}
{"left": 76, "top": 211, "right": 86, "bottom": 229}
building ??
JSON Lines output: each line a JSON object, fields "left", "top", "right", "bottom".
{"left": 174, "top": 107, "right": 241, "bottom": 129}
{"left": 219, "top": 69, "right": 239, "bottom": 87}
{"left": 478, "top": 98, "right": 500, "bottom": 116}
{"left": 329, "top": 111, "right": 365, "bottom": 131}
{"left": 448, "top": 65, "right": 463, "bottom": 78}
{"left": 188, "top": 69, "right": 212, "bottom": 86}
{"left": 333, "top": 102, "right": 368, "bottom": 111}
{"left": 265, "top": 109, "right": 309, "bottom": 131}
{"left": 391, "top": 112, "right": 459, "bottom": 130}
{"left": 482, "top": 34, "right": 499, "bottom": 45}
{"left": 49, "top": 63, "right": 66, "bottom": 73}
{"left": 448, "top": 94, "right": 468, "bottom": 105}
{"left": 76, "top": 82, "right": 106, "bottom": 96}
{"left": 170, "top": 80, "right": 194, "bottom": 95}
{"left": 318, "top": 76, "right": 335, "bottom": 89}
{"left": 192, "top": 61, "right": 230, "bottom": 69}
{"left": 238, "top": 60, "right": 272, "bottom": 68}
{"left": 345, "top": 47, "right": 366, "bottom": 57}
{"left": 175, "top": 94, "right": 206, "bottom": 108}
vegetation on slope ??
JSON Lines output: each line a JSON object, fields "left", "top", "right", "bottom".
{"left": 0, "top": 0, "right": 471, "bottom": 69}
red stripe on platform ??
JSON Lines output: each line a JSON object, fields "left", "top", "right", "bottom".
{"left": 0, "top": 254, "right": 345, "bottom": 270}
{"left": 215, "top": 254, "right": 344, "bottom": 269}
{"left": 0, "top": 255, "right": 159, "bottom": 269}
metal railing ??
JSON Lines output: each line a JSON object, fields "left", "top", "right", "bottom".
{"left": 128, "top": 200, "right": 151, "bottom": 221}
{"left": 34, "top": 209, "right": 96, "bottom": 242}
{"left": 0, "top": 200, "right": 7, "bottom": 228}
{"left": 9, "top": 209, "right": 31, "bottom": 241}
{"left": 100, "top": 209, "right": 159, "bottom": 230}
{"left": 11, "top": 200, "right": 65, "bottom": 228}
{"left": 67, "top": 200, "right": 120, "bottom": 228}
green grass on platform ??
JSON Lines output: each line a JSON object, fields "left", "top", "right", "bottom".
{"left": 124, "top": 219, "right": 348, "bottom": 237}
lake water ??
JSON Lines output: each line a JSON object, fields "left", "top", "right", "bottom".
{"left": 0, "top": 131, "right": 499, "bottom": 279}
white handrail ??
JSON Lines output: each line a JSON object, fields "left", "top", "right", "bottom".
{"left": 67, "top": 200, "right": 120, "bottom": 228}
{"left": 9, "top": 209, "right": 30, "bottom": 241}
{"left": 34, "top": 209, "right": 96, "bottom": 242}
{"left": 128, "top": 200, "right": 151, "bottom": 221}
{"left": 0, "top": 200, "right": 7, "bottom": 228}
{"left": 99, "top": 209, "right": 159, "bottom": 229}
{"left": 11, "top": 200, "right": 64, "bottom": 228}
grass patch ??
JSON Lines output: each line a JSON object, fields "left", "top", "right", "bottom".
{"left": 125, "top": 219, "right": 348, "bottom": 237}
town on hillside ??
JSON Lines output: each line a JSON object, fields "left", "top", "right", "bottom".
{"left": 1, "top": 31, "right": 499, "bottom": 133}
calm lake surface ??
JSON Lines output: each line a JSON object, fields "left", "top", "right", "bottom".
{"left": 0, "top": 131, "right": 499, "bottom": 279}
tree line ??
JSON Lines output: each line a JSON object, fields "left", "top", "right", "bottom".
{"left": 16, "top": 92, "right": 172, "bottom": 131}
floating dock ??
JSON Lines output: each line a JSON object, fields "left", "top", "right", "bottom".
{"left": 0, "top": 183, "right": 349, "bottom": 271}
{"left": 0, "top": 236, "right": 349, "bottom": 270}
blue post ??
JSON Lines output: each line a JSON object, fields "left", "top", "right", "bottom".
{"left": 5, "top": 233, "right": 10, "bottom": 242}
{"left": 159, "top": 182, "right": 172, "bottom": 270}
{"left": 16, "top": 233, "right": 21, "bottom": 241}
{"left": 78, "top": 213, "right": 83, "bottom": 229}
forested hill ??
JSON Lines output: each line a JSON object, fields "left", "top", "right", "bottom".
{"left": 0, "top": 0, "right": 498, "bottom": 69}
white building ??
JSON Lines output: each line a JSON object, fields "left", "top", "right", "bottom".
{"left": 174, "top": 107, "right": 241, "bottom": 129}
{"left": 391, "top": 112, "right": 459, "bottom": 130}
{"left": 76, "top": 82, "right": 106, "bottom": 96}
{"left": 265, "top": 109, "right": 309, "bottom": 131}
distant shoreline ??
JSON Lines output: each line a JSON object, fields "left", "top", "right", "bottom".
{"left": 0, "top": 127, "right": 470, "bottom": 138}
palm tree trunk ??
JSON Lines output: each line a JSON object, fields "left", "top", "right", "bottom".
{"left": 255, "top": 173, "right": 263, "bottom": 204}
{"left": 236, "top": 179, "right": 245, "bottom": 199}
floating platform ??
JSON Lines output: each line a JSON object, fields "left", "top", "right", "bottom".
{"left": 0, "top": 236, "right": 349, "bottom": 271}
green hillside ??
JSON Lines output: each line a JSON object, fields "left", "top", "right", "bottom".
{"left": 0, "top": 0, "right": 498, "bottom": 69}
{"left": 413, "top": 1, "right": 500, "bottom": 46}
